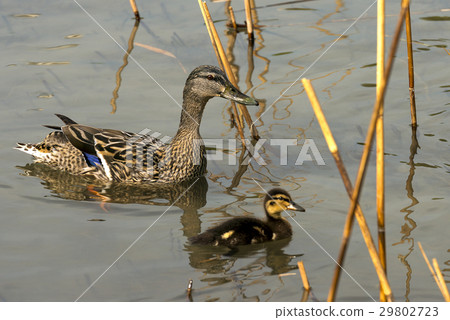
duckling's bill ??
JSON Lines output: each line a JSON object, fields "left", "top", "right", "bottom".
{"left": 220, "top": 85, "right": 259, "bottom": 106}
{"left": 287, "top": 202, "right": 305, "bottom": 212}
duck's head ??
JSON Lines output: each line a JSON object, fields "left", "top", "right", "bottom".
{"left": 264, "top": 188, "right": 305, "bottom": 219}
{"left": 184, "top": 65, "right": 258, "bottom": 106}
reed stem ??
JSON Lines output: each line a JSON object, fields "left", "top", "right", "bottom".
{"left": 199, "top": 0, "right": 259, "bottom": 140}
{"left": 198, "top": 0, "right": 244, "bottom": 140}
{"left": 186, "top": 279, "right": 193, "bottom": 302}
{"left": 405, "top": 5, "right": 417, "bottom": 127}
{"left": 376, "top": 0, "right": 387, "bottom": 302}
{"left": 418, "top": 242, "right": 441, "bottom": 291}
{"left": 129, "top": 0, "right": 140, "bottom": 20}
{"left": 432, "top": 259, "right": 450, "bottom": 302}
{"left": 418, "top": 242, "right": 450, "bottom": 301}
{"left": 244, "top": 0, "right": 254, "bottom": 41}
{"left": 228, "top": 6, "right": 237, "bottom": 30}
{"left": 199, "top": 1, "right": 223, "bottom": 70}
{"left": 331, "top": 0, "right": 409, "bottom": 301}
{"left": 297, "top": 261, "right": 311, "bottom": 291}
{"left": 302, "top": 79, "right": 392, "bottom": 302}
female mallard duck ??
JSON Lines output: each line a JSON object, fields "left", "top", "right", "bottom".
{"left": 16, "top": 65, "right": 258, "bottom": 183}
{"left": 189, "top": 188, "right": 305, "bottom": 246}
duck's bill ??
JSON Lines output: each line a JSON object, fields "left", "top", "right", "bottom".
{"left": 287, "top": 202, "right": 306, "bottom": 212}
{"left": 220, "top": 85, "right": 259, "bottom": 106}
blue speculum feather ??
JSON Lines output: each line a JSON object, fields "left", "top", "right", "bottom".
{"left": 84, "top": 153, "right": 101, "bottom": 166}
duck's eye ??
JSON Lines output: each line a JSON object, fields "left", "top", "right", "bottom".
{"left": 207, "top": 75, "right": 214, "bottom": 80}
{"left": 269, "top": 201, "right": 276, "bottom": 206}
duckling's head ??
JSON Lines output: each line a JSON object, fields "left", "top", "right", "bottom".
{"left": 264, "top": 188, "right": 305, "bottom": 219}
{"left": 184, "top": 65, "right": 258, "bottom": 106}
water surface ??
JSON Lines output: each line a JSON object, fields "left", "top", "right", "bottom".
{"left": 1, "top": 0, "right": 449, "bottom": 301}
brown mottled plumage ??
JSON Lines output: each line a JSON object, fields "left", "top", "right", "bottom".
{"left": 16, "top": 131, "right": 88, "bottom": 174}
{"left": 16, "top": 65, "right": 258, "bottom": 183}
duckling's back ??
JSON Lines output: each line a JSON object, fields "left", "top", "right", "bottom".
{"left": 189, "top": 217, "right": 274, "bottom": 247}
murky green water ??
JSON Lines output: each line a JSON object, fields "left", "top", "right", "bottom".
{"left": 1, "top": 0, "right": 448, "bottom": 301}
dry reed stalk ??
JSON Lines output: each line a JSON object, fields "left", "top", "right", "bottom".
{"left": 332, "top": 0, "right": 410, "bottom": 300}
{"left": 405, "top": 5, "right": 417, "bottom": 126}
{"left": 376, "top": 0, "right": 387, "bottom": 302}
{"left": 301, "top": 79, "right": 392, "bottom": 302}
{"left": 129, "top": 0, "right": 140, "bottom": 20}
{"left": 279, "top": 273, "right": 297, "bottom": 277}
{"left": 297, "top": 261, "right": 311, "bottom": 291}
{"left": 346, "top": 0, "right": 410, "bottom": 250}
{"left": 418, "top": 242, "right": 441, "bottom": 290}
{"left": 298, "top": 261, "right": 311, "bottom": 302}
{"left": 432, "top": 259, "right": 450, "bottom": 302}
{"left": 134, "top": 42, "right": 187, "bottom": 73}
{"left": 199, "top": 0, "right": 259, "bottom": 140}
{"left": 418, "top": 242, "right": 450, "bottom": 301}
{"left": 246, "top": 35, "right": 255, "bottom": 90}
{"left": 301, "top": 289, "right": 310, "bottom": 302}
{"left": 187, "top": 279, "right": 194, "bottom": 302}
{"left": 343, "top": 1, "right": 410, "bottom": 298}
{"left": 244, "top": 0, "right": 254, "bottom": 41}
{"left": 198, "top": 0, "right": 244, "bottom": 140}
{"left": 198, "top": 1, "right": 223, "bottom": 71}
{"left": 228, "top": 6, "right": 237, "bottom": 30}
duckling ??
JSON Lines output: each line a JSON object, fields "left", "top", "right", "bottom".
{"left": 189, "top": 188, "right": 305, "bottom": 246}
{"left": 16, "top": 65, "right": 258, "bottom": 183}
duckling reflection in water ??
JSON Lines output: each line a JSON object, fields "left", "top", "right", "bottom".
{"left": 189, "top": 188, "right": 305, "bottom": 247}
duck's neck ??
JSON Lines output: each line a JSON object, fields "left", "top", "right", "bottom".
{"left": 174, "top": 89, "right": 210, "bottom": 139}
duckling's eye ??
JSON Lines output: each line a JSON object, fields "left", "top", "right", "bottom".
{"left": 272, "top": 196, "right": 290, "bottom": 204}
{"left": 269, "top": 201, "right": 276, "bottom": 206}
{"left": 206, "top": 74, "right": 214, "bottom": 80}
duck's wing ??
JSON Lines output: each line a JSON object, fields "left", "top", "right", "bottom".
{"left": 91, "top": 130, "right": 167, "bottom": 181}
{"left": 43, "top": 113, "right": 79, "bottom": 131}
{"left": 62, "top": 123, "right": 166, "bottom": 160}
{"left": 61, "top": 124, "right": 132, "bottom": 156}
{"left": 49, "top": 114, "right": 167, "bottom": 180}
{"left": 46, "top": 113, "right": 131, "bottom": 157}
{"left": 93, "top": 129, "right": 165, "bottom": 163}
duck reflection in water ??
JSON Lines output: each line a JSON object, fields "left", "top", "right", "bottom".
{"left": 185, "top": 237, "right": 303, "bottom": 277}
{"left": 16, "top": 163, "right": 208, "bottom": 236}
